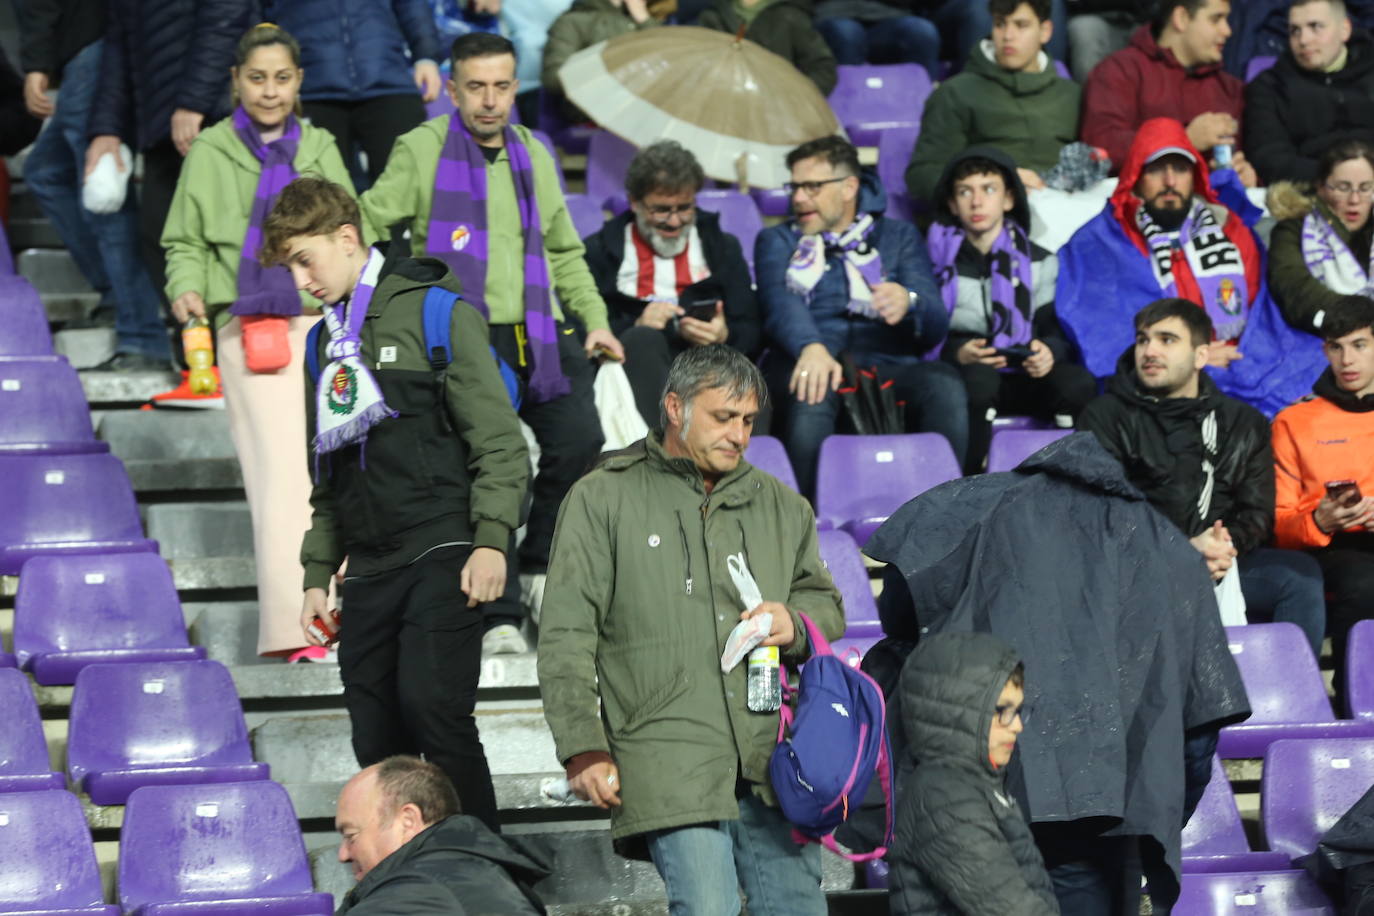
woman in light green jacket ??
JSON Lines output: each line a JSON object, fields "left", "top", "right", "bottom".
{"left": 161, "top": 23, "right": 356, "bottom": 657}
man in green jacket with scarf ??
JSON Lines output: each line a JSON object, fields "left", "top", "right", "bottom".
{"left": 538, "top": 344, "right": 846, "bottom": 915}
{"left": 361, "top": 32, "right": 622, "bottom": 652}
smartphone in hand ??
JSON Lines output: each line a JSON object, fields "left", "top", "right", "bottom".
{"left": 1326, "top": 479, "right": 1363, "bottom": 508}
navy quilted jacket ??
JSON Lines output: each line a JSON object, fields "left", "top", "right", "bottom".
{"left": 88, "top": 0, "right": 253, "bottom": 150}
{"left": 263, "top": 0, "right": 443, "bottom": 102}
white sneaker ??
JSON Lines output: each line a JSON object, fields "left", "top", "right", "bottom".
{"left": 482, "top": 624, "right": 528, "bottom": 656}
{"left": 520, "top": 573, "right": 547, "bottom": 625}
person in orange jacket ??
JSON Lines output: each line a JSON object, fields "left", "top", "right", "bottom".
{"left": 1272, "top": 294, "right": 1374, "bottom": 702}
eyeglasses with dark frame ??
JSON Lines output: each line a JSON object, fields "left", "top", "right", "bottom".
{"left": 994, "top": 702, "right": 1027, "bottom": 727}
{"left": 784, "top": 177, "right": 849, "bottom": 197}
{"left": 1325, "top": 181, "right": 1374, "bottom": 199}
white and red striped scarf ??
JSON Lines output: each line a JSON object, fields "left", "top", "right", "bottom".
{"left": 616, "top": 222, "right": 711, "bottom": 303}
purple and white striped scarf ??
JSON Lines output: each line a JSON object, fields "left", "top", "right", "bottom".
{"left": 786, "top": 213, "right": 885, "bottom": 319}
{"left": 927, "top": 220, "right": 1035, "bottom": 351}
{"left": 1301, "top": 207, "right": 1374, "bottom": 298}
{"left": 230, "top": 106, "right": 302, "bottom": 317}
{"left": 426, "top": 118, "right": 568, "bottom": 404}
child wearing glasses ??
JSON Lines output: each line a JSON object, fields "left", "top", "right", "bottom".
{"left": 888, "top": 631, "right": 1059, "bottom": 915}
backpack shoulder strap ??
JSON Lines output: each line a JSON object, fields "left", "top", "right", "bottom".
{"left": 305, "top": 320, "right": 325, "bottom": 385}
{"left": 422, "top": 285, "right": 461, "bottom": 372}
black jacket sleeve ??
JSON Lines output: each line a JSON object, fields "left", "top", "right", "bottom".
{"left": 1224, "top": 408, "right": 1277, "bottom": 557}
{"left": 1268, "top": 216, "right": 1349, "bottom": 332}
{"left": 89, "top": 0, "right": 132, "bottom": 141}
{"left": 0, "top": 47, "right": 42, "bottom": 155}
{"left": 394, "top": 0, "right": 444, "bottom": 64}
{"left": 707, "top": 229, "right": 762, "bottom": 357}
{"left": 177, "top": 0, "right": 253, "bottom": 116}
{"left": 1032, "top": 304, "right": 1073, "bottom": 365}
{"left": 1075, "top": 396, "right": 1129, "bottom": 466}
{"left": 15, "top": 0, "right": 63, "bottom": 76}
{"left": 1244, "top": 70, "right": 1316, "bottom": 185}
{"left": 581, "top": 224, "right": 642, "bottom": 336}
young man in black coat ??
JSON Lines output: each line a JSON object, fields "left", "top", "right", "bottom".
{"left": 581, "top": 139, "right": 762, "bottom": 427}
{"left": 1077, "top": 298, "right": 1326, "bottom": 652}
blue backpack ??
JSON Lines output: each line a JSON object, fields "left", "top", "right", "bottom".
{"left": 307, "top": 286, "right": 522, "bottom": 410}
{"left": 769, "top": 613, "right": 893, "bottom": 861}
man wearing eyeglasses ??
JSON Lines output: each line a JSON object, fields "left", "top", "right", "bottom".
{"left": 583, "top": 140, "right": 762, "bottom": 427}
{"left": 755, "top": 135, "right": 966, "bottom": 496}
{"left": 1244, "top": 0, "right": 1374, "bottom": 185}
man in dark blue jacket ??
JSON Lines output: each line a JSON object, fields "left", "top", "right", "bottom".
{"left": 755, "top": 135, "right": 966, "bottom": 495}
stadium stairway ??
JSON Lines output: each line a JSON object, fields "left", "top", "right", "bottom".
{"left": 1, "top": 181, "right": 890, "bottom": 914}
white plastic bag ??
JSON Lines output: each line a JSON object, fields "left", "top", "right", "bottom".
{"left": 720, "top": 553, "right": 770, "bottom": 673}
{"left": 593, "top": 361, "right": 649, "bottom": 451}
{"left": 1214, "top": 564, "right": 1248, "bottom": 627}
{"left": 81, "top": 144, "right": 133, "bottom": 215}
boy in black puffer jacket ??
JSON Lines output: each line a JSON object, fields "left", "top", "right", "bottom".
{"left": 889, "top": 632, "right": 1059, "bottom": 916}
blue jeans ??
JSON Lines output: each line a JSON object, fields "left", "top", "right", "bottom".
{"left": 776, "top": 357, "right": 968, "bottom": 497}
{"left": 22, "top": 40, "right": 170, "bottom": 360}
{"left": 1238, "top": 547, "right": 1326, "bottom": 656}
{"left": 816, "top": 17, "right": 941, "bottom": 73}
{"left": 645, "top": 793, "right": 826, "bottom": 916}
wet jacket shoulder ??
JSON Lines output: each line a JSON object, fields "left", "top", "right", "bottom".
{"left": 15, "top": 0, "right": 105, "bottom": 82}
{"left": 538, "top": 434, "right": 844, "bottom": 844}
{"left": 300, "top": 256, "right": 529, "bottom": 589}
{"left": 582, "top": 209, "right": 762, "bottom": 355}
{"left": 889, "top": 633, "right": 1059, "bottom": 915}
{"left": 1244, "top": 31, "right": 1374, "bottom": 185}
{"left": 1076, "top": 352, "right": 1274, "bottom": 555}
{"left": 542, "top": 0, "right": 661, "bottom": 94}
{"left": 336, "top": 815, "right": 549, "bottom": 916}
{"left": 699, "top": 0, "right": 837, "bottom": 94}
{"left": 89, "top": 0, "right": 252, "bottom": 149}
{"left": 263, "top": 0, "right": 442, "bottom": 102}
{"left": 1268, "top": 189, "right": 1374, "bottom": 333}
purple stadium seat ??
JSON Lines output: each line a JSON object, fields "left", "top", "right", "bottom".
{"left": 0, "top": 652, "right": 13, "bottom": 667}
{"left": 0, "top": 668, "right": 65, "bottom": 792}
{"left": 67, "top": 660, "right": 269, "bottom": 805}
{"left": 991, "top": 415, "right": 1054, "bottom": 431}
{"left": 587, "top": 131, "right": 639, "bottom": 210}
{"left": 119, "top": 781, "right": 334, "bottom": 916}
{"left": 876, "top": 123, "right": 920, "bottom": 220}
{"left": 1217, "top": 624, "right": 1374, "bottom": 759}
{"left": 986, "top": 428, "right": 1072, "bottom": 473}
{"left": 696, "top": 190, "right": 764, "bottom": 273}
{"left": 0, "top": 277, "right": 56, "bottom": 357}
{"left": 827, "top": 65, "right": 929, "bottom": 147}
{"left": 818, "top": 529, "right": 881, "bottom": 638}
{"left": 537, "top": 87, "right": 596, "bottom": 156}
{"left": 1054, "top": 60, "right": 1071, "bottom": 79}
{"left": 14, "top": 553, "right": 205, "bottom": 686}
{"left": 1182, "top": 756, "right": 1291, "bottom": 873}
{"left": 1262, "top": 736, "right": 1374, "bottom": 860}
{"left": 0, "top": 453, "right": 156, "bottom": 575}
{"left": 563, "top": 193, "right": 606, "bottom": 240}
{"left": 1347, "top": 620, "right": 1374, "bottom": 722}
{"left": 1246, "top": 56, "right": 1278, "bottom": 83}
{"left": 0, "top": 789, "right": 120, "bottom": 914}
{"left": 744, "top": 434, "right": 800, "bottom": 492}
{"left": 1173, "top": 870, "right": 1334, "bottom": 915}
{"left": 751, "top": 187, "right": 792, "bottom": 218}
{"left": 815, "top": 433, "right": 962, "bottom": 546}
{"left": 0, "top": 357, "right": 109, "bottom": 455}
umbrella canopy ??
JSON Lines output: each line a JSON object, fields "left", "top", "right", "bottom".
{"left": 559, "top": 26, "right": 842, "bottom": 189}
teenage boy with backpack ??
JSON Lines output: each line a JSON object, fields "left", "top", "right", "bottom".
{"left": 261, "top": 175, "right": 529, "bottom": 834}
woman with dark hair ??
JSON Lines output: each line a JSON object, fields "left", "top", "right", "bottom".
{"left": 161, "top": 23, "right": 356, "bottom": 658}
{"left": 1269, "top": 138, "right": 1374, "bottom": 334}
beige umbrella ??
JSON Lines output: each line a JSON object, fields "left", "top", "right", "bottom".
{"left": 559, "top": 26, "right": 843, "bottom": 189}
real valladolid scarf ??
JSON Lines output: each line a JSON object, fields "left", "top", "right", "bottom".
{"left": 1301, "top": 206, "right": 1374, "bottom": 298}
{"left": 1137, "top": 200, "right": 1248, "bottom": 341}
{"left": 426, "top": 118, "right": 569, "bottom": 403}
{"left": 231, "top": 106, "right": 302, "bottom": 317}
{"left": 314, "top": 247, "right": 396, "bottom": 456}
{"left": 927, "top": 220, "right": 1035, "bottom": 351}
{"left": 786, "top": 213, "right": 885, "bottom": 319}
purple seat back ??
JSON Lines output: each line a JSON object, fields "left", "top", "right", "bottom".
{"left": 587, "top": 131, "right": 639, "bottom": 209}
{"left": 0, "top": 453, "right": 156, "bottom": 575}
{"left": 1054, "top": 59, "right": 1071, "bottom": 79}
{"left": 0, "top": 789, "right": 119, "bottom": 913}
{"left": 1246, "top": 55, "right": 1278, "bottom": 83}
{"left": 815, "top": 433, "right": 962, "bottom": 546}
{"left": 751, "top": 187, "right": 792, "bottom": 218}
{"left": 876, "top": 124, "right": 920, "bottom": 202}
{"left": 827, "top": 65, "right": 929, "bottom": 147}
{"left": 744, "top": 434, "right": 799, "bottom": 492}
{"left": 986, "top": 428, "right": 1071, "bottom": 473}
{"left": 1182, "top": 756, "right": 1250, "bottom": 855}
{"left": 696, "top": 190, "right": 763, "bottom": 273}
{"left": 14, "top": 553, "right": 204, "bottom": 685}
{"left": 564, "top": 193, "right": 606, "bottom": 240}
{"left": 0, "top": 668, "right": 65, "bottom": 792}
{"left": 1262, "top": 737, "right": 1374, "bottom": 859}
{"left": 991, "top": 414, "right": 1054, "bottom": 431}
{"left": 1348, "top": 620, "right": 1374, "bottom": 722}
{"left": 0, "top": 357, "right": 107, "bottom": 454}
{"left": 536, "top": 87, "right": 596, "bottom": 155}
{"left": 817, "top": 529, "right": 880, "bottom": 637}
{"left": 0, "top": 278, "right": 56, "bottom": 357}
{"left": 120, "top": 781, "right": 330, "bottom": 914}
{"left": 1174, "top": 870, "right": 1334, "bottom": 914}
{"left": 68, "top": 660, "right": 264, "bottom": 803}
{"left": 0, "top": 652, "right": 13, "bottom": 667}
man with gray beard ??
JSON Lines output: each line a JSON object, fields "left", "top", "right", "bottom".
{"left": 583, "top": 140, "right": 763, "bottom": 426}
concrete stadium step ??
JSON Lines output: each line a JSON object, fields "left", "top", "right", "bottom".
{"left": 6, "top": 187, "right": 64, "bottom": 249}
{"left": 97, "top": 410, "right": 242, "bottom": 493}
{"left": 17, "top": 247, "right": 101, "bottom": 324}
{"left": 80, "top": 369, "right": 183, "bottom": 407}
{"left": 55, "top": 327, "right": 117, "bottom": 369}
{"left": 144, "top": 502, "right": 253, "bottom": 559}
{"left": 183, "top": 600, "right": 262, "bottom": 666}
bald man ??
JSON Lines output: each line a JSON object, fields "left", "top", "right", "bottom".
{"left": 334, "top": 756, "right": 549, "bottom": 915}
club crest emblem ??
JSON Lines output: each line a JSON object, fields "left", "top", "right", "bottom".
{"left": 1217, "top": 278, "right": 1241, "bottom": 315}
{"left": 450, "top": 225, "right": 472, "bottom": 252}
{"left": 327, "top": 363, "right": 359, "bottom": 416}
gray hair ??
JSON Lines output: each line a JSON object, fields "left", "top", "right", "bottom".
{"left": 659, "top": 345, "right": 768, "bottom": 431}
{"left": 626, "top": 140, "right": 706, "bottom": 201}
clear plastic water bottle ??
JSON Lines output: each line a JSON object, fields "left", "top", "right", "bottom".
{"left": 747, "top": 645, "right": 781, "bottom": 712}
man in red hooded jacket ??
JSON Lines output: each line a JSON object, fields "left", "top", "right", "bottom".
{"left": 1057, "top": 117, "right": 1329, "bottom": 417}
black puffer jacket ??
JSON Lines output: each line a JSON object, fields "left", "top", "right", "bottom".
{"left": 336, "top": 815, "right": 550, "bottom": 915}
{"left": 889, "top": 632, "right": 1059, "bottom": 916}
{"left": 15, "top": 0, "right": 106, "bottom": 84}
{"left": 88, "top": 0, "right": 252, "bottom": 150}
{"left": 1076, "top": 347, "right": 1275, "bottom": 556}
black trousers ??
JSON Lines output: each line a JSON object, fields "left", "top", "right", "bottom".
{"left": 1314, "top": 534, "right": 1374, "bottom": 708}
{"left": 620, "top": 324, "right": 684, "bottom": 428}
{"left": 304, "top": 94, "right": 426, "bottom": 186}
{"left": 339, "top": 545, "right": 498, "bottom": 830}
{"left": 139, "top": 138, "right": 185, "bottom": 306}
{"left": 958, "top": 360, "right": 1098, "bottom": 474}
